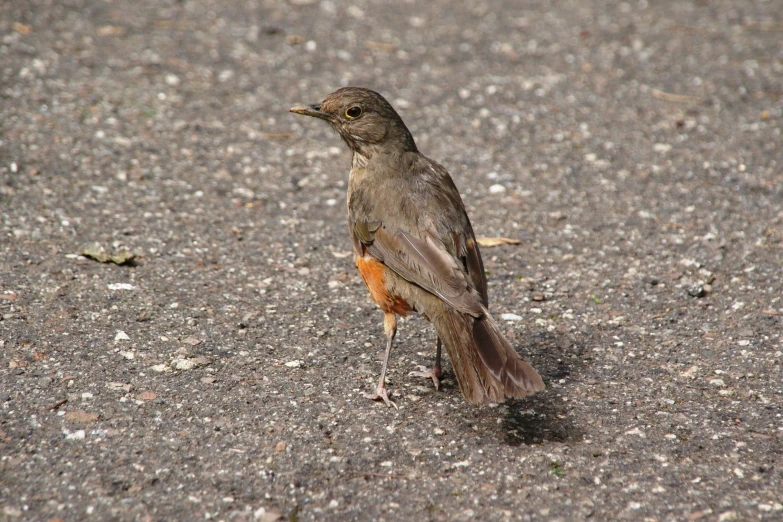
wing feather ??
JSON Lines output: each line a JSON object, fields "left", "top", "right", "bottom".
{"left": 359, "top": 225, "right": 484, "bottom": 317}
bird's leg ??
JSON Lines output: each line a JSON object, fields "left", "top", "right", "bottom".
{"left": 364, "top": 312, "right": 398, "bottom": 409}
{"left": 410, "top": 337, "right": 442, "bottom": 391}
{"left": 434, "top": 336, "right": 442, "bottom": 388}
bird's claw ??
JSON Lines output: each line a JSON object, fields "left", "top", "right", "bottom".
{"left": 363, "top": 386, "right": 398, "bottom": 409}
{"left": 409, "top": 365, "right": 441, "bottom": 391}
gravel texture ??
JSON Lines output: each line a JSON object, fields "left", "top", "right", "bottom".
{"left": 1, "top": 1, "right": 782, "bottom": 521}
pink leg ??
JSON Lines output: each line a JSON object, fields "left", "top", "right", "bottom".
{"left": 410, "top": 337, "right": 442, "bottom": 390}
{"left": 363, "top": 313, "right": 398, "bottom": 409}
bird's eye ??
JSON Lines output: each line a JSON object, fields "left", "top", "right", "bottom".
{"left": 345, "top": 106, "right": 362, "bottom": 119}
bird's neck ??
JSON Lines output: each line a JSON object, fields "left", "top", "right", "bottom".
{"left": 349, "top": 138, "right": 417, "bottom": 170}
{"left": 351, "top": 150, "right": 370, "bottom": 169}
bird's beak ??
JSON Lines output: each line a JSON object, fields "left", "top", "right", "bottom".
{"left": 289, "top": 104, "right": 331, "bottom": 121}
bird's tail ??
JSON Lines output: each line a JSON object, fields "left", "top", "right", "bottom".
{"left": 432, "top": 307, "right": 545, "bottom": 406}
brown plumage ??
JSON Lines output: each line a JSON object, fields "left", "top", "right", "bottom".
{"left": 290, "top": 87, "right": 544, "bottom": 406}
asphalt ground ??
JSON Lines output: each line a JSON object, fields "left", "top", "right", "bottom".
{"left": 1, "top": 1, "right": 782, "bottom": 520}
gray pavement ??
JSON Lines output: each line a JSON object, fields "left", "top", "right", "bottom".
{"left": 1, "top": 1, "right": 782, "bottom": 520}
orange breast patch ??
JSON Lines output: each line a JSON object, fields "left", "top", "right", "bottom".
{"left": 355, "top": 255, "right": 412, "bottom": 316}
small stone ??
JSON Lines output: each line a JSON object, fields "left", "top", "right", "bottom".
{"left": 65, "top": 429, "right": 86, "bottom": 440}
{"left": 275, "top": 441, "right": 286, "bottom": 451}
{"left": 489, "top": 184, "right": 507, "bottom": 194}
{"left": 136, "top": 391, "right": 157, "bottom": 401}
{"left": 114, "top": 331, "right": 130, "bottom": 341}
{"left": 687, "top": 285, "right": 705, "bottom": 298}
{"left": 201, "top": 376, "right": 216, "bottom": 384}
{"left": 107, "top": 283, "right": 136, "bottom": 290}
{"left": 173, "top": 359, "right": 196, "bottom": 370}
{"left": 2, "top": 506, "right": 23, "bottom": 518}
{"left": 190, "top": 357, "right": 209, "bottom": 366}
{"left": 107, "top": 382, "right": 132, "bottom": 392}
{"left": 284, "top": 360, "right": 304, "bottom": 368}
{"left": 253, "top": 507, "right": 283, "bottom": 522}
{"left": 687, "top": 509, "right": 713, "bottom": 520}
{"left": 434, "top": 427, "right": 445, "bottom": 435}
{"left": 500, "top": 313, "right": 523, "bottom": 322}
{"left": 64, "top": 411, "right": 99, "bottom": 423}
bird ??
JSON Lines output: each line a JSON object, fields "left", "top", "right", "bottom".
{"left": 290, "top": 87, "right": 544, "bottom": 407}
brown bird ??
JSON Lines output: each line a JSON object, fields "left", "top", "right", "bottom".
{"left": 290, "top": 87, "right": 544, "bottom": 407}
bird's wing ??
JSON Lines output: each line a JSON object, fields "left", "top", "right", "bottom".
{"left": 353, "top": 220, "right": 484, "bottom": 317}
{"left": 454, "top": 230, "right": 488, "bottom": 308}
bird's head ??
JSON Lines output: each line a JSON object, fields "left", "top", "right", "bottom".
{"left": 290, "top": 87, "right": 417, "bottom": 157}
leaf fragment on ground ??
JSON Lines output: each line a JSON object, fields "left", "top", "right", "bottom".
{"left": 64, "top": 411, "right": 99, "bottom": 423}
{"left": 82, "top": 244, "right": 136, "bottom": 265}
{"left": 476, "top": 237, "right": 521, "bottom": 247}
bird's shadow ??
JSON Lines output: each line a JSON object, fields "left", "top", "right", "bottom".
{"left": 402, "top": 319, "right": 587, "bottom": 446}
{"left": 490, "top": 330, "right": 585, "bottom": 446}
{"left": 500, "top": 393, "right": 579, "bottom": 446}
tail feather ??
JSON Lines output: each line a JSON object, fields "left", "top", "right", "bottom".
{"left": 433, "top": 307, "right": 544, "bottom": 406}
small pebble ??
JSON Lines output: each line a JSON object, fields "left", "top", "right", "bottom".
{"left": 687, "top": 285, "right": 705, "bottom": 298}
{"left": 107, "top": 283, "right": 135, "bottom": 290}
{"left": 173, "top": 359, "right": 196, "bottom": 370}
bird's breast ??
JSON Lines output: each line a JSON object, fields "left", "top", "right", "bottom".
{"left": 355, "top": 254, "right": 413, "bottom": 316}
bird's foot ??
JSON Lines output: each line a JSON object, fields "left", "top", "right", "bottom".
{"left": 409, "top": 365, "right": 441, "bottom": 391}
{"left": 363, "top": 385, "right": 398, "bottom": 409}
